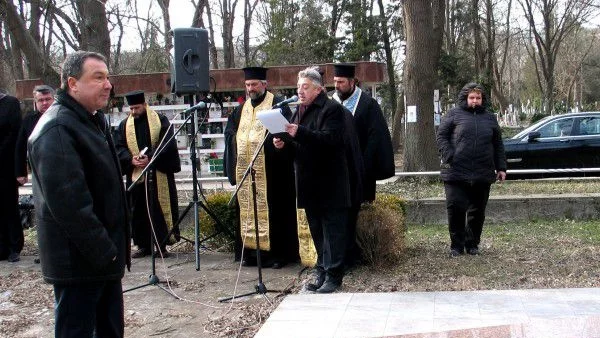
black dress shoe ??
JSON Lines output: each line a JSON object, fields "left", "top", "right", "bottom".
{"left": 316, "top": 280, "right": 341, "bottom": 293}
{"left": 271, "top": 261, "right": 286, "bottom": 269}
{"left": 242, "top": 257, "right": 257, "bottom": 267}
{"left": 305, "top": 274, "right": 326, "bottom": 291}
{"left": 7, "top": 253, "right": 20, "bottom": 263}
{"left": 449, "top": 249, "right": 462, "bottom": 257}
{"left": 153, "top": 249, "right": 170, "bottom": 258}
{"left": 131, "top": 248, "right": 149, "bottom": 259}
{"left": 466, "top": 248, "right": 480, "bottom": 255}
{"left": 259, "top": 258, "right": 274, "bottom": 268}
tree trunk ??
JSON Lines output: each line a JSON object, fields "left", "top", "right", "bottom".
{"left": 391, "top": 91, "right": 405, "bottom": 152}
{"left": 157, "top": 0, "right": 173, "bottom": 69}
{"left": 243, "top": 0, "right": 258, "bottom": 65}
{"left": 402, "top": 0, "right": 444, "bottom": 172}
{"left": 377, "top": 0, "right": 397, "bottom": 147}
{"left": 220, "top": 0, "right": 238, "bottom": 68}
{"left": 204, "top": 1, "right": 219, "bottom": 69}
{"left": 75, "top": 0, "right": 111, "bottom": 63}
{"left": 0, "top": 0, "right": 59, "bottom": 86}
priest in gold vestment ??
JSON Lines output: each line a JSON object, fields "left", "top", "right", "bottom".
{"left": 115, "top": 90, "right": 181, "bottom": 259}
{"left": 224, "top": 67, "right": 298, "bottom": 269}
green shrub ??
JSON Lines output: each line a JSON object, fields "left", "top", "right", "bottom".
{"left": 181, "top": 191, "right": 238, "bottom": 250}
{"left": 356, "top": 193, "right": 407, "bottom": 267}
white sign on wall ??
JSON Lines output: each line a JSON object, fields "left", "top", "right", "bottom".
{"left": 407, "top": 105, "right": 417, "bottom": 123}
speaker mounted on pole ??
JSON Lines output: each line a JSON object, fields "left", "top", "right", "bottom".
{"left": 171, "top": 28, "right": 209, "bottom": 95}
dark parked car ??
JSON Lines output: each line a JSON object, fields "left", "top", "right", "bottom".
{"left": 503, "top": 112, "right": 600, "bottom": 179}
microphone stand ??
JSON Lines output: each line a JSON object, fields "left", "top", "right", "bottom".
{"left": 219, "top": 101, "right": 294, "bottom": 302}
{"left": 123, "top": 166, "right": 177, "bottom": 298}
{"left": 134, "top": 97, "right": 232, "bottom": 271}
{"left": 123, "top": 100, "right": 208, "bottom": 296}
{"left": 219, "top": 133, "right": 274, "bottom": 302}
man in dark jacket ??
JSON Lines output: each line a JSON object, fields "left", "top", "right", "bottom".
{"left": 274, "top": 66, "right": 351, "bottom": 293}
{"left": 436, "top": 82, "right": 506, "bottom": 257}
{"left": 115, "top": 90, "right": 181, "bottom": 259}
{"left": 28, "top": 51, "right": 130, "bottom": 338}
{"left": 15, "top": 85, "right": 55, "bottom": 186}
{"left": 0, "top": 91, "right": 22, "bottom": 263}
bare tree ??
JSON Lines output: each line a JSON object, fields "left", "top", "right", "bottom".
{"left": 402, "top": 0, "right": 445, "bottom": 171}
{"left": 377, "top": 0, "right": 399, "bottom": 145}
{"left": 242, "top": 0, "right": 259, "bottom": 65}
{"left": 216, "top": 0, "right": 239, "bottom": 68}
{"left": 518, "top": 0, "right": 597, "bottom": 114}
{"left": 75, "top": 0, "right": 111, "bottom": 62}
{"left": 554, "top": 25, "right": 596, "bottom": 110}
{"left": 489, "top": 0, "right": 513, "bottom": 114}
{"left": 0, "top": 0, "right": 60, "bottom": 87}
{"left": 191, "top": 0, "right": 219, "bottom": 69}
{"left": 156, "top": 0, "right": 173, "bottom": 68}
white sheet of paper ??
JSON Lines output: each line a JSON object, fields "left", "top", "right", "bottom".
{"left": 256, "top": 108, "right": 288, "bottom": 134}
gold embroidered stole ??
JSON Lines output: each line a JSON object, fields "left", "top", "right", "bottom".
{"left": 125, "top": 107, "right": 175, "bottom": 242}
{"left": 235, "top": 92, "right": 274, "bottom": 250}
{"left": 297, "top": 209, "right": 317, "bottom": 267}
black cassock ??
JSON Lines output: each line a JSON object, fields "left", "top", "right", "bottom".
{"left": 0, "top": 95, "right": 23, "bottom": 259}
{"left": 351, "top": 93, "right": 395, "bottom": 202}
{"left": 115, "top": 113, "right": 181, "bottom": 251}
{"left": 223, "top": 93, "right": 299, "bottom": 264}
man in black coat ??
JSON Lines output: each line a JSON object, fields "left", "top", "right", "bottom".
{"left": 332, "top": 63, "right": 395, "bottom": 266}
{"left": 436, "top": 82, "right": 506, "bottom": 257}
{"left": 332, "top": 63, "right": 395, "bottom": 200}
{"left": 274, "top": 66, "right": 351, "bottom": 293}
{"left": 115, "top": 90, "right": 181, "bottom": 259}
{"left": 224, "top": 67, "right": 298, "bottom": 269}
{"left": 15, "top": 85, "right": 55, "bottom": 186}
{"left": 28, "top": 51, "right": 130, "bottom": 338}
{"left": 0, "top": 91, "right": 23, "bottom": 263}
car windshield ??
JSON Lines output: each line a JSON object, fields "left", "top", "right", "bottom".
{"left": 512, "top": 115, "right": 554, "bottom": 139}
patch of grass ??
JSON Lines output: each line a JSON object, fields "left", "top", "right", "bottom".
{"left": 379, "top": 177, "right": 600, "bottom": 199}
{"left": 343, "top": 220, "right": 600, "bottom": 292}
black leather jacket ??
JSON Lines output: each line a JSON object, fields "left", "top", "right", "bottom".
{"left": 436, "top": 83, "right": 506, "bottom": 184}
{"left": 28, "top": 90, "right": 130, "bottom": 284}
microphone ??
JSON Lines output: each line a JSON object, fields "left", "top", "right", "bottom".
{"left": 183, "top": 101, "right": 207, "bottom": 113}
{"left": 272, "top": 95, "right": 298, "bottom": 108}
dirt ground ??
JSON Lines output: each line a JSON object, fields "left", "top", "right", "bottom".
{"left": 4, "top": 217, "right": 600, "bottom": 338}
{"left": 0, "top": 247, "right": 306, "bottom": 338}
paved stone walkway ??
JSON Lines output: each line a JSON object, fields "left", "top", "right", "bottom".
{"left": 255, "top": 288, "right": 600, "bottom": 338}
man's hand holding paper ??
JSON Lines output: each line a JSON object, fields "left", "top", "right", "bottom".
{"left": 257, "top": 108, "right": 296, "bottom": 143}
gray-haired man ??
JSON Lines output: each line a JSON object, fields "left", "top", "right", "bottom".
{"left": 274, "top": 67, "right": 352, "bottom": 293}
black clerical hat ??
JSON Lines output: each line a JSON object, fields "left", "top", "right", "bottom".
{"left": 125, "top": 90, "right": 146, "bottom": 105}
{"left": 243, "top": 67, "right": 268, "bottom": 80}
{"left": 333, "top": 63, "right": 356, "bottom": 78}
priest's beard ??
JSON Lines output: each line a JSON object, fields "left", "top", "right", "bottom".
{"left": 336, "top": 86, "right": 354, "bottom": 101}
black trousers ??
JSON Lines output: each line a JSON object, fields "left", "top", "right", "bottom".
{"left": 0, "top": 180, "right": 24, "bottom": 259}
{"left": 305, "top": 207, "right": 348, "bottom": 283}
{"left": 443, "top": 181, "right": 491, "bottom": 252}
{"left": 54, "top": 280, "right": 124, "bottom": 338}
{"left": 345, "top": 204, "right": 361, "bottom": 267}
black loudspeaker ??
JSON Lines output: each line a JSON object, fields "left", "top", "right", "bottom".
{"left": 171, "top": 28, "right": 209, "bottom": 95}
